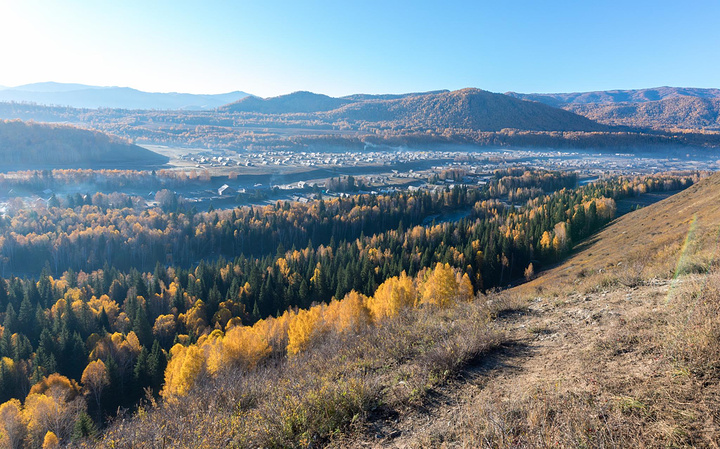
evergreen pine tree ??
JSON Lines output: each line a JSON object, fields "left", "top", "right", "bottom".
{"left": 72, "top": 411, "right": 98, "bottom": 441}
{"left": 0, "top": 277, "right": 8, "bottom": 311}
{"left": 3, "top": 303, "right": 17, "bottom": 336}
{"left": 133, "top": 305, "right": 152, "bottom": 348}
{"left": 147, "top": 340, "right": 167, "bottom": 389}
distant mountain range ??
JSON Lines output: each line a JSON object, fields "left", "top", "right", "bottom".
{"left": 4, "top": 82, "right": 719, "bottom": 131}
{"left": 507, "top": 87, "right": 720, "bottom": 130}
{"left": 0, "top": 82, "right": 250, "bottom": 110}
{"left": 221, "top": 90, "right": 451, "bottom": 114}
{"left": 506, "top": 87, "right": 720, "bottom": 106}
{"left": 564, "top": 97, "right": 720, "bottom": 130}
{"left": 221, "top": 88, "right": 610, "bottom": 132}
{"left": 2, "top": 84, "right": 719, "bottom": 150}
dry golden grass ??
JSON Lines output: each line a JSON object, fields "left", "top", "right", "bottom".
{"left": 526, "top": 172, "right": 720, "bottom": 293}
{"left": 346, "top": 173, "right": 720, "bottom": 448}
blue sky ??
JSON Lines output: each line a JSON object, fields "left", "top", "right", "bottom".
{"left": 1, "top": 0, "right": 718, "bottom": 97}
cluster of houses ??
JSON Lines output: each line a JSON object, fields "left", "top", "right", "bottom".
{"left": 178, "top": 148, "right": 497, "bottom": 170}
{"left": 178, "top": 147, "right": 707, "bottom": 179}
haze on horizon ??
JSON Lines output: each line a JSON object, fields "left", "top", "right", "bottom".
{"left": 1, "top": 0, "right": 719, "bottom": 98}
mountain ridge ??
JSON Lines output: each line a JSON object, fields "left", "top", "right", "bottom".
{"left": 5, "top": 85, "right": 720, "bottom": 147}
{"left": 0, "top": 82, "right": 250, "bottom": 110}
{"left": 221, "top": 88, "right": 613, "bottom": 132}
{"left": 506, "top": 86, "right": 720, "bottom": 106}
{"left": 221, "top": 91, "right": 353, "bottom": 113}
{"left": 506, "top": 87, "right": 720, "bottom": 130}
{"left": 327, "top": 88, "right": 612, "bottom": 132}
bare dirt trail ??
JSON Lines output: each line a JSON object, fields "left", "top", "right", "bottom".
{"left": 336, "top": 279, "right": 674, "bottom": 448}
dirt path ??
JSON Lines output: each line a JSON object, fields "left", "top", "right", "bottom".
{"left": 338, "top": 280, "right": 673, "bottom": 448}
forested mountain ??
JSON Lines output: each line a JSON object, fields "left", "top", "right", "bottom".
{"left": 0, "top": 82, "right": 250, "bottom": 110}
{"left": 506, "top": 86, "right": 720, "bottom": 106}
{"left": 340, "top": 90, "right": 449, "bottom": 101}
{"left": 326, "top": 88, "right": 613, "bottom": 132}
{"left": 222, "top": 88, "right": 612, "bottom": 132}
{"left": 0, "top": 170, "right": 676, "bottom": 447}
{"left": 565, "top": 96, "right": 720, "bottom": 130}
{"left": 0, "top": 120, "right": 168, "bottom": 167}
{"left": 221, "top": 91, "right": 354, "bottom": 113}
{"left": 507, "top": 87, "right": 720, "bottom": 130}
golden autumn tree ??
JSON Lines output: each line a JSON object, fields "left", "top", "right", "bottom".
{"left": 367, "top": 272, "right": 416, "bottom": 320}
{"left": 286, "top": 306, "right": 324, "bottom": 355}
{"left": 0, "top": 399, "right": 26, "bottom": 449}
{"left": 81, "top": 359, "right": 109, "bottom": 418}
{"left": 206, "top": 325, "right": 271, "bottom": 375}
{"left": 152, "top": 314, "right": 177, "bottom": 347}
{"left": 456, "top": 272, "right": 474, "bottom": 302}
{"left": 181, "top": 299, "right": 208, "bottom": 336}
{"left": 324, "top": 291, "right": 371, "bottom": 334}
{"left": 419, "top": 263, "right": 459, "bottom": 308}
{"left": 162, "top": 344, "right": 206, "bottom": 397}
{"left": 524, "top": 262, "right": 535, "bottom": 281}
{"left": 24, "top": 374, "right": 85, "bottom": 445}
{"left": 42, "top": 431, "right": 59, "bottom": 449}
{"left": 539, "top": 231, "right": 552, "bottom": 250}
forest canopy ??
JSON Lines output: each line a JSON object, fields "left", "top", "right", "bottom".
{"left": 0, "top": 169, "right": 698, "bottom": 447}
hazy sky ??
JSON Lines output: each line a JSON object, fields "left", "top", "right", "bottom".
{"left": 1, "top": 0, "right": 718, "bottom": 97}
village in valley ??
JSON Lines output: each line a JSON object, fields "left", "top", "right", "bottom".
{"left": 1, "top": 144, "right": 716, "bottom": 215}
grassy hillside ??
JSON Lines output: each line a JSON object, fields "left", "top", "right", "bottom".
{"left": 530, "top": 171, "right": 720, "bottom": 288}
{"left": 0, "top": 120, "right": 168, "bottom": 167}
{"left": 355, "top": 173, "right": 720, "bottom": 447}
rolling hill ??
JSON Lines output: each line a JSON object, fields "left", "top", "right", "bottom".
{"left": 222, "top": 88, "right": 614, "bottom": 132}
{"left": 0, "top": 82, "right": 250, "bottom": 110}
{"left": 565, "top": 96, "right": 720, "bottom": 130}
{"left": 507, "top": 86, "right": 720, "bottom": 130}
{"left": 0, "top": 120, "right": 168, "bottom": 167}
{"left": 327, "top": 88, "right": 613, "bottom": 132}
{"left": 221, "top": 91, "right": 354, "bottom": 113}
